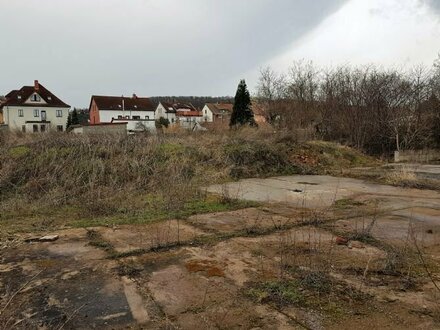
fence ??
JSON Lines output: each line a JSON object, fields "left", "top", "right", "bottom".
{"left": 394, "top": 149, "right": 440, "bottom": 163}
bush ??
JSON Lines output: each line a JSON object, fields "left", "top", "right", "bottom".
{"left": 224, "top": 140, "right": 300, "bottom": 179}
{"left": 0, "top": 131, "right": 376, "bottom": 224}
{"left": 156, "top": 117, "right": 170, "bottom": 129}
{"left": 247, "top": 281, "right": 304, "bottom": 307}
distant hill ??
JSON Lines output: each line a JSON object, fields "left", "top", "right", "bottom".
{"left": 150, "top": 96, "right": 234, "bottom": 110}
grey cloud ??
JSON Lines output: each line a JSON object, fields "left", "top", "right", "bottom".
{"left": 0, "top": 0, "right": 347, "bottom": 106}
{"left": 422, "top": 0, "right": 440, "bottom": 13}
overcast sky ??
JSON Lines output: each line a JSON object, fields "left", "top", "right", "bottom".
{"left": 1, "top": 0, "right": 439, "bottom": 107}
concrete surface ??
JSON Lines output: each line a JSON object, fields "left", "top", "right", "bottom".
{"left": 206, "top": 175, "right": 440, "bottom": 209}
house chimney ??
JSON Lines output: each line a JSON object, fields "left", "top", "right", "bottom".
{"left": 34, "top": 80, "right": 39, "bottom": 91}
{"left": 132, "top": 93, "right": 137, "bottom": 99}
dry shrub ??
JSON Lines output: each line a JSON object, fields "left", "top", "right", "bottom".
{"left": 0, "top": 130, "right": 375, "bottom": 220}
{"left": 384, "top": 166, "right": 417, "bottom": 185}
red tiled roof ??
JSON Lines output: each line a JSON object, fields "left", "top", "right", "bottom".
{"left": 1, "top": 82, "right": 70, "bottom": 108}
{"left": 251, "top": 102, "right": 267, "bottom": 117}
{"left": 205, "top": 103, "right": 233, "bottom": 115}
{"left": 92, "top": 95, "right": 155, "bottom": 112}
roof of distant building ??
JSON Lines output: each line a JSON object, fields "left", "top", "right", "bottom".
{"left": 91, "top": 94, "right": 155, "bottom": 112}
{"left": 1, "top": 80, "right": 70, "bottom": 108}
{"left": 205, "top": 103, "right": 233, "bottom": 115}
{"left": 159, "top": 101, "right": 197, "bottom": 113}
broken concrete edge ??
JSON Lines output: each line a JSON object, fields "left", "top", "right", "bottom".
{"left": 24, "top": 235, "right": 59, "bottom": 243}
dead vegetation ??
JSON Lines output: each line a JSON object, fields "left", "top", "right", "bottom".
{"left": 0, "top": 129, "right": 375, "bottom": 236}
{"left": 2, "top": 130, "right": 440, "bottom": 328}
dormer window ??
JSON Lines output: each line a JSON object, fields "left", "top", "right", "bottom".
{"left": 48, "top": 96, "right": 52, "bottom": 100}
{"left": 17, "top": 95, "right": 22, "bottom": 100}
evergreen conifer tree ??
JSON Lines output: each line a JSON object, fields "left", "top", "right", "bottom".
{"left": 71, "top": 108, "right": 80, "bottom": 126}
{"left": 230, "top": 79, "right": 256, "bottom": 127}
{"left": 66, "top": 112, "right": 72, "bottom": 129}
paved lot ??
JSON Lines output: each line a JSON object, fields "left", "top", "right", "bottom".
{"left": 2, "top": 174, "right": 440, "bottom": 329}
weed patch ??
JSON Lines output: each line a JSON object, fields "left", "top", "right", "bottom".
{"left": 247, "top": 281, "right": 304, "bottom": 307}
{"left": 86, "top": 229, "right": 115, "bottom": 254}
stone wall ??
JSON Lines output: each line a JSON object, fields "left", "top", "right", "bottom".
{"left": 71, "top": 123, "right": 127, "bottom": 135}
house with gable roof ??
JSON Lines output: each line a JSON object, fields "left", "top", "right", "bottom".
{"left": 0, "top": 80, "right": 70, "bottom": 132}
{"left": 89, "top": 94, "right": 156, "bottom": 132}
{"left": 202, "top": 103, "right": 233, "bottom": 123}
{"left": 156, "top": 101, "right": 203, "bottom": 128}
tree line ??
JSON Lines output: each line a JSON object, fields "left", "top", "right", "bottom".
{"left": 150, "top": 96, "right": 234, "bottom": 109}
{"left": 256, "top": 57, "right": 440, "bottom": 155}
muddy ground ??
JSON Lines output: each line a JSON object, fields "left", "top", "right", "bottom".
{"left": 1, "top": 171, "right": 440, "bottom": 329}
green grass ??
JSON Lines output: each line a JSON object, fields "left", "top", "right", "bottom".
{"left": 0, "top": 194, "right": 258, "bottom": 237}
{"left": 334, "top": 198, "right": 365, "bottom": 209}
{"left": 247, "top": 281, "right": 304, "bottom": 307}
{"left": 86, "top": 229, "right": 116, "bottom": 254}
{"left": 72, "top": 196, "right": 258, "bottom": 228}
{"left": 8, "top": 146, "right": 31, "bottom": 158}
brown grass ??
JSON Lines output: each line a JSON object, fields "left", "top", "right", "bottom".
{"left": 0, "top": 129, "right": 375, "bottom": 234}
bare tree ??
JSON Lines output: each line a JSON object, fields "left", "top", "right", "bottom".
{"left": 256, "top": 67, "right": 287, "bottom": 124}
{"left": 257, "top": 59, "right": 440, "bottom": 154}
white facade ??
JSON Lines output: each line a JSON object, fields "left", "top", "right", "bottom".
{"left": 99, "top": 110, "right": 156, "bottom": 123}
{"left": 2, "top": 105, "right": 69, "bottom": 132}
{"left": 202, "top": 105, "right": 214, "bottom": 122}
{"left": 176, "top": 115, "right": 204, "bottom": 129}
{"left": 111, "top": 118, "right": 156, "bottom": 133}
{"left": 155, "top": 103, "right": 177, "bottom": 124}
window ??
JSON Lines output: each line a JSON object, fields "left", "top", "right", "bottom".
{"left": 133, "top": 116, "right": 140, "bottom": 120}
{"left": 125, "top": 116, "right": 130, "bottom": 119}
{"left": 40, "top": 125, "right": 46, "bottom": 132}
{"left": 57, "top": 125, "right": 63, "bottom": 132}
{"left": 171, "top": 118, "right": 175, "bottom": 123}
{"left": 33, "top": 124, "right": 38, "bottom": 133}
{"left": 32, "top": 94, "right": 41, "bottom": 102}
{"left": 18, "top": 109, "right": 23, "bottom": 117}
{"left": 118, "top": 115, "right": 123, "bottom": 119}
{"left": 56, "top": 110, "right": 63, "bottom": 117}
{"left": 144, "top": 116, "right": 149, "bottom": 120}
{"left": 22, "top": 125, "right": 26, "bottom": 133}
{"left": 205, "top": 110, "right": 207, "bottom": 114}
{"left": 33, "top": 109, "right": 39, "bottom": 117}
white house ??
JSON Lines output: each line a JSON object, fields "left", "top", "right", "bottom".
{"left": 155, "top": 101, "right": 199, "bottom": 125}
{"left": 155, "top": 102, "right": 177, "bottom": 124}
{"left": 155, "top": 101, "right": 204, "bottom": 129}
{"left": 176, "top": 110, "right": 204, "bottom": 130}
{"left": 202, "top": 103, "right": 233, "bottom": 123}
{"left": 89, "top": 94, "right": 156, "bottom": 133}
{"left": 0, "top": 80, "right": 70, "bottom": 133}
